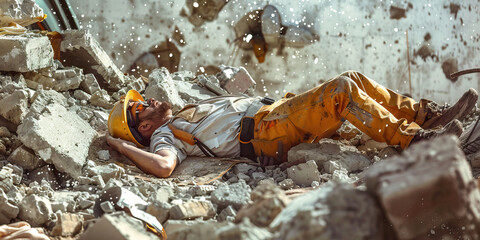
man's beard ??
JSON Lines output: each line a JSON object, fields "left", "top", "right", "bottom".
{"left": 143, "top": 101, "right": 172, "bottom": 122}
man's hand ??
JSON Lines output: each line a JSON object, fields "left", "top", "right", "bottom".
{"left": 106, "top": 134, "right": 136, "bottom": 154}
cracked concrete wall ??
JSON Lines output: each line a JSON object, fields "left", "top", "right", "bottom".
{"left": 70, "top": 0, "right": 480, "bottom": 104}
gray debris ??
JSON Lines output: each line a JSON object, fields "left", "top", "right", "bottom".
{"left": 211, "top": 180, "right": 251, "bottom": 211}
{"left": 270, "top": 183, "right": 384, "bottom": 240}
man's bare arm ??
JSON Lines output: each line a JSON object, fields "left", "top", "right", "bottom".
{"left": 106, "top": 135, "right": 177, "bottom": 178}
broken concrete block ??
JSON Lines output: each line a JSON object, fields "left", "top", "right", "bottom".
{"left": 60, "top": 29, "right": 126, "bottom": 90}
{"left": 7, "top": 145, "right": 44, "bottom": 171}
{"left": 25, "top": 67, "right": 84, "bottom": 91}
{"left": 364, "top": 135, "right": 480, "bottom": 239}
{"left": 78, "top": 212, "right": 158, "bottom": 240}
{"left": 80, "top": 73, "right": 101, "bottom": 95}
{"left": 0, "top": 0, "right": 44, "bottom": 27}
{"left": 236, "top": 183, "right": 289, "bottom": 227}
{"left": 287, "top": 160, "right": 321, "bottom": 186}
{"left": 0, "top": 89, "right": 28, "bottom": 125}
{"left": 18, "top": 194, "right": 53, "bottom": 227}
{"left": 217, "top": 65, "right": 256, "bottom": 96}
{"left": 218, "top": 205, "right": 237, "bottom": 222}
{"left": 0, "top": 188, "right": 19, "bottom": 224}
{"left": 17, "top": 103, "right": 97, "bottom": 178}
{"left": 270, "top": 183, "right": 384, "bottom": 240}
{"left": 146, "top": 201, "right": 171, "bottom": 223}
{"left": 261, "top": 5, "right": 282, "bottom": 47}
{"left": 90, "top": 89, "right": 113, "bottom": 109}
{"left": 144, "top": 68, "right": 184, "bottom": 110}
{"left": 85, "top": 163, "right": 125, "bottom": 183}
{"left": 170, "top": 200, "right": 216, "bottom": 220}
{"left": 0, "top": 34, "right": 53, "bottom": 72}
{"left": 288, "top": 139, "right": 371, "bottom": 173}
{"left": 51, "top": 213, "right": 84, "bottom": 237}
{"left": 211, "top": 180, "right": 251, "bottom": 211}
{"left": 74, "top": 90, "right": 91, "bottom": 101}
{"left": 217, "top": 218, "right": 273, "bottom": 240}
{"left": 145, "top": 68, "right": 214, "bottom": 111}
{"left": 165, "top": 219, "right": 227, "bottom": 239}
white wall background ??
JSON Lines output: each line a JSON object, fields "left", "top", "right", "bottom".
{"left": 68, "top": 0, "right": 480, "bottom": 104}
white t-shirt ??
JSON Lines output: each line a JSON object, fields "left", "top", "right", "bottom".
{"left": 150, "top": 96, "right": 255, "bottom": 163}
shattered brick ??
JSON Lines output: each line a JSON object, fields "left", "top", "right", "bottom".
{"left": 0, "top": 34, "right": 54, "bottom": 72}
{"left": 365, "top": 135, "right": 480, "bottom": 239}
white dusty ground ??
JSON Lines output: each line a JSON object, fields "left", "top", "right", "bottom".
{"left": 70, "top": 0, "right": 480, "bottom": 104}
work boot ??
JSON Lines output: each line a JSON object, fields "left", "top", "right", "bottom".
{"left": 410, "top": 119, "right": 463, "bottom": 146}
{"left": 422, "top": 88, "right": 478, "bottom": 129}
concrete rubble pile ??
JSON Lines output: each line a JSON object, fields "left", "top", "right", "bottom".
{"left": 1, "top": 1, "right": 480, "bottom": 240}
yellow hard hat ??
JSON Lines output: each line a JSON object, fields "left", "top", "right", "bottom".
{"left": 108, "top": 90, "right": 149, "bottom": 148}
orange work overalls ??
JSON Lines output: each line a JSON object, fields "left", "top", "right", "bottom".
{"left": 250, "top": 71, "right": 431, "bottom": 161}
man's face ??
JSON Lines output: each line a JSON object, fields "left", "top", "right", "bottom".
{"left": 129, "top": 98, "right": 172, "bottom": 126}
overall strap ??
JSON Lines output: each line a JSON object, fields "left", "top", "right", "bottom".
{"left": 167, "top": 124, "right": 217, "bottom": 158}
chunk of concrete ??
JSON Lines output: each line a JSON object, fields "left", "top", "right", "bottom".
{"left": 146, "top": 201, "right": 171, "bottom": 223}
{"left": 211, "top": 180, "right": 251, "bottom": 211}
{"left": 235, "top": 183, "right": 289, "bottom": 227}
{"left": 90, "top": 89, "right": 113, "bottom": 109}
{"left": 364, "top": 135, "right": 480, "bottom": 239}
{"left": 287, "top": 160, "right": 321, "bottom": 186}
{"left": 0, "top": 34, "right": 53, "bottom": 72}
{"left": 7, "top": 145, "right": 45, "bottom": 171}
{"left": 85, "top": 163, "right": 125, "bottom": 183}
{"left": 0, "top": 188, "right": 19, "bottom": 224}
{"left": 0, "top": 0, "right": 44, "bottom": 27}
{"left": 145, "top": 68, "right": 214, "bottom": 112}
{"left": 51, "top": 213, "right": 84, "bottom": 237}
{"left": 170, "top": 200, "right": 216, "bottom": 220}
{"left": 17, "top": 103, "right": 97, "bottom": 178}
{"left": 18, "top": 194, "right": 53, "bottom": 227}
{"left": 288, "top": 139, "right": 371, "bottom": 173}
{"left": 0, "top": 89, "right": 28, "bottom": 125}
{"left": 270, "top": 183, "right": 384, "bottom": 240}
{"left": 165, "top": 219, "right": 227, "bottom": 239}
{"left": 79, "top": 212, "right": 158, "bottom": 240}
{"left": 218, "top": 205, "right": 237, "bottom": 222}
{"left": 80, "top": 73, "right": 101, "bottom": 95}
{"left": 60, "top": 29, "right": 125, "bottom": 90}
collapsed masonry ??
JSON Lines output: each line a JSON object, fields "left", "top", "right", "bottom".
{"left": 1, "top": 1, "right": 480, "bottom": 240}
